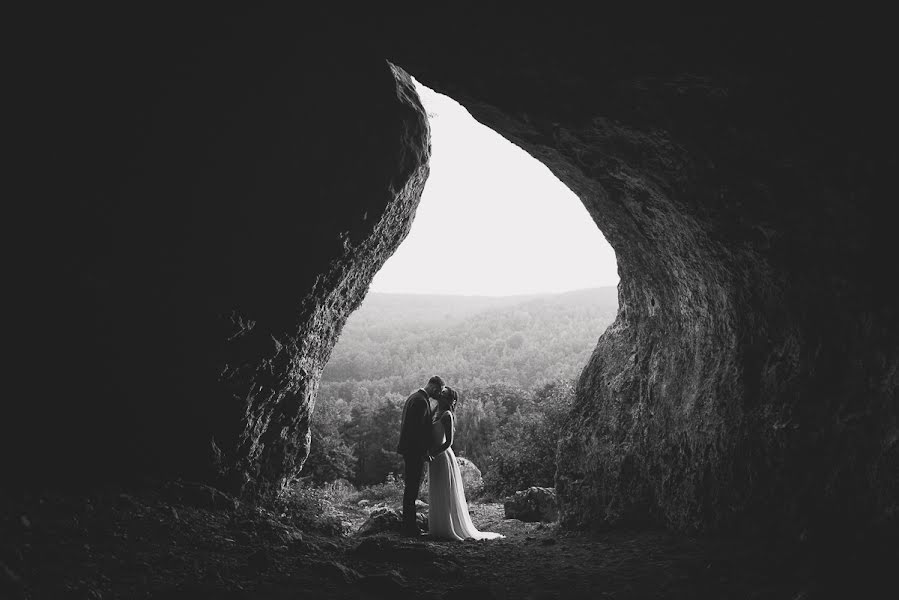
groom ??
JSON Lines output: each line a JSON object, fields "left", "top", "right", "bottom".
{"left": 396, "top": 375, "right": 445, "bottom": 536}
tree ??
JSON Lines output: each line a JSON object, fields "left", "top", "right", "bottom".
{"left": 302, "top": 399, "right": 356, "bottom": 484}
{"left": 482, "top": 379, "right": 575, "bottom": 497}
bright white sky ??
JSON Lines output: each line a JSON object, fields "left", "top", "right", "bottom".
{"left": 369, "top": 80, "right": 619, "bottom": 296}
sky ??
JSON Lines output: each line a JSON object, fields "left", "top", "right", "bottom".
{"left": 368, "top": 80, "right": 619, "bottom": 297}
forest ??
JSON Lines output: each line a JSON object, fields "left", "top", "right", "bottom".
{"left": 303, "top": 287, "right": 618, "bottom": 496}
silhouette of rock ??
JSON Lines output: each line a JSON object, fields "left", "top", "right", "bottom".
{"left": 10, "top": 20, "right": 430, "bottom": 500}
{"left": 383, "top": 12, "right": 898, "bottom": 540}
{"left": 11, "top": 9, "right": 896, "bottom": 549}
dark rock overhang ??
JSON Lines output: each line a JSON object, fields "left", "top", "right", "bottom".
{"left": 7, "top": 8, "right": 896, "bottom": 542}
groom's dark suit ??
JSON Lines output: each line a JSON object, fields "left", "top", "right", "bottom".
{"left": 397, "top": 388, "right": 433, "bottom": 532}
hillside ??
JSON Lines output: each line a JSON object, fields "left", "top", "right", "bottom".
{"left": 319, "top": 287, "right": 618, "bottom": 404}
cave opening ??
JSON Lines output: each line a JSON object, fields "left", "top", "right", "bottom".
{"left": 307, "top": 78, "right": 620, "bottom": 497}
{"left": 6, "top": 11, "right": 896, "bottom": 597}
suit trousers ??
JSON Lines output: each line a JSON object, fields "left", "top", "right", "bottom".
{"left": 402, "top": 453, "right": 426, "bottom": 527}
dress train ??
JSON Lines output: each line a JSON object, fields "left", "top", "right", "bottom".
{"left": 428, "top": 425, "right": 503, "bottom": 541}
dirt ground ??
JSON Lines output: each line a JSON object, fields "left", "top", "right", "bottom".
{"left": 0, "top": 483, "right": 890, "bottom": 599}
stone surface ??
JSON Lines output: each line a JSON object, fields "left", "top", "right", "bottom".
{"left": 161, "top": 480, "right": 238, "bottom": 511}
{"left": 353, "top": 538, "right": 439, "bottom": 565}
{"left": 504, "top": 487, "right": 559, "bottom": 523}
{"left": 246, "top": 548, "right": 270, "bottom": 573}
{"left": 382, "top": 13, "right": 899, "bottom": 540}
{"left": 358, "top": 570, "right": 408, "bottom": 595}
{"left": 10, "top": 9, "right": 897, "bottom": 547}
{"left": 357, "top": 507, "right": 428, "bottom": 536}
{"left": 313, "top": 560, "right": 361, "bottom": 584}
{"left": 456, "top": 457, "right": 483, "bottom": 495}
{"left": 423, "top": 456, "right": 483, "bottom": 500}
{"left": 0, "top": 561, "right": 24, "bottom": 600}
{"left": 9, "top": 15, "right": 430, "bottom": 500}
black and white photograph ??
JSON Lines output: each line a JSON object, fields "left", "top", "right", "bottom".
{"left": 3, "top": 6, "right": 897, "bottom": 598}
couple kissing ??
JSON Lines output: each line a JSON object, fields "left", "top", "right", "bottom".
{"left": 396, "top": 376, "right": 503, "bottom": 541}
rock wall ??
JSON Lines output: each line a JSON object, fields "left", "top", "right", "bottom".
{"left": 382, "top": 12, "right": 898, "bottom": 538}
{"left": 10, "top": 12, "right": 429, "bottom": 497}
{"left": 11, "top": 9, "right": 897, "bottom": 542}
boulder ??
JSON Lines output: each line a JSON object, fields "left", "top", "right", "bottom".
{"left": 423, "top": 456, "right": 483, "bottom": 500}
{"left": 504, "top": 487, "right": 558, "bottom": 522}
{"left": 357, "top": 507, "right": 428, "bottom": 536}
{"left": 457, "top": 456, "right": 484, "bottom": 496}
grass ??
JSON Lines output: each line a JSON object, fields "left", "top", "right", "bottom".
{"left": 275, "top": 480, "right": 352, "bottom": 536}
{"left": 276, "top": 472, "right": 494, "bottom": 537}
{"left": 346, "top": 476, "right": 406, "bottom": 506}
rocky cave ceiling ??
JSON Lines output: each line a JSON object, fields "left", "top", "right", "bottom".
{"left": 9, "top": 9, "right": 896, "bottom": 543}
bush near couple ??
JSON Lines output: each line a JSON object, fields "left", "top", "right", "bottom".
{"left": 396, "top": 376, "right": 504, "bottom": 541}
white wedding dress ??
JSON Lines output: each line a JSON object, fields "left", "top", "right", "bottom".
{"left": 427, "top": 413, "right": 503, "bottom": 541}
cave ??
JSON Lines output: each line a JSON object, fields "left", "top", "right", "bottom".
{"left": 5, "top": 7, "right": 896, "bottom": 597}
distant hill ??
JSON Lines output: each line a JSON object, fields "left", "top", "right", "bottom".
{"left": 336, "top": 292, "right": 547, "bottom": 326}
{"left": 318, "top": 287, "right": 618, "bottom": 404}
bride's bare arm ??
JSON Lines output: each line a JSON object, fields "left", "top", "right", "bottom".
{"left": 431, "top": 412, "right": 455, "bottom": 457}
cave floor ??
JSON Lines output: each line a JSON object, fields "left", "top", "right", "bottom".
{"left": 0, "top": 484, "right": 882, "bottom": 599}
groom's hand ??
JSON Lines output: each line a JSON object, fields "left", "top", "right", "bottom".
{"left": 425, "top": 453, "right": 434, "bottom": 462}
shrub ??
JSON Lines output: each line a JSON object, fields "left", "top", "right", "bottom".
{"left": 275, "top": 480, "right": 349, "bottom": 536}
{"left": 421, "top": 455, "right": 484, "bottom": 503}
{"left": 319, "top": 478, "right": 357, "bottom": 504}
{"left": 482, "top": 380, "right": 574, "bottom": 497}
{"left": 302, "top": 399, "right": 356, "bottom": 485}
{"left": 348, "top": 473, "right": 406, "bottom": 506}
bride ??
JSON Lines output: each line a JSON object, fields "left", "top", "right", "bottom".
{"left": 427, "top": 387, "right": 503, "bottom": 541}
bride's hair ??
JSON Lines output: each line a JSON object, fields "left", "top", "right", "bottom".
{"left": 440, "top": 387, "right": 458, "bottom": 411}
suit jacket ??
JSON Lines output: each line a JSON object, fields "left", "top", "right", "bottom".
{"left": 396, "top": 388, "right": 432, "bottom": 457}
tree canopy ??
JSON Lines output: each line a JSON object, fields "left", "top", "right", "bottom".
{"left": 304, "top": 287, "right": 617, "bottom": 489}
